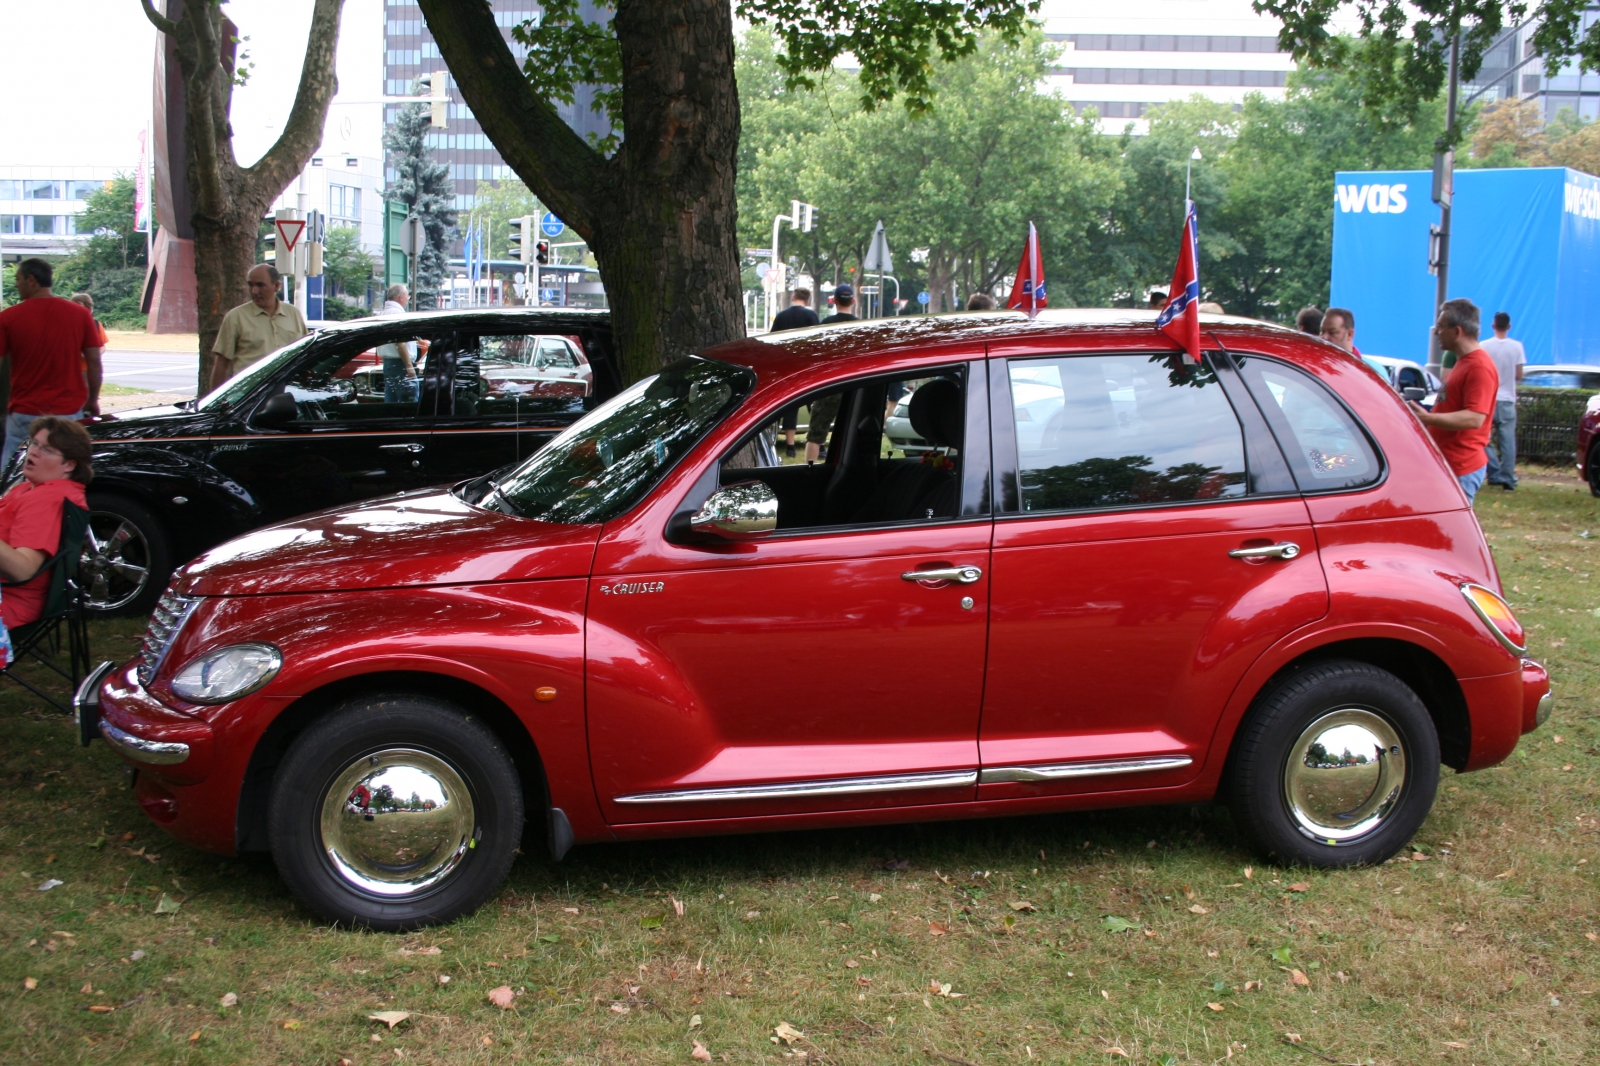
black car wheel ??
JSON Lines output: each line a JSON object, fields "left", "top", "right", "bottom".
{"left": 81, "top": 494, "right": 170, "bottom": 617}
{"left": 268, "top": 695, "right": 524, "bottom": 930}
{"left": 1589, "top": 444, "right": 1600, "bottom": 498}
{"left": 1226, "top": 660, "right": 1439, "bottom": 868}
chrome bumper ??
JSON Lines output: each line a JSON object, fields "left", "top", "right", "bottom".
{"left": 73, "top": 661, "right": 116, "bottom": 748}
{"left": 76, "top": 660, "right": 191, "bottom": 766}
{"left": 1534, "top": 690, "right": 1553, "bottom": 729}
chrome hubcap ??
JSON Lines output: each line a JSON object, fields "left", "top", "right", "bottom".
{"left": 1283, "top": 709, "right": 1407, "bottom": 843}
{"left": 318, "top": 748, "right": 476, "bottom": 898}
{"left": 80, "top": 512, "right": 151, "bottom": 611}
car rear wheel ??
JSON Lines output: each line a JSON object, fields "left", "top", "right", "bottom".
{"left": 81, "top": 494, "right": 170, "bottom": 617}
{"left": 268, "top": 695, "right": 524, "bottom": 930}
{"left": 1588, "top": 444, "right": 1600, "bottom": 498}
{"left": 1226, "top": 660, "right": 1439, "bottom": 868}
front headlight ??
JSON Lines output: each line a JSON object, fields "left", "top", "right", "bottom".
{"left": 169, "top": 644, "right": 282, "bottom": 704}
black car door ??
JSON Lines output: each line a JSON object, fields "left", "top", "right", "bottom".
{"left": 207, "top": 325, "right": 441, "bottom": 524}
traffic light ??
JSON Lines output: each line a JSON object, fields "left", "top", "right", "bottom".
{"left": 509, "top": 215, "right": 533, "bottom": 264}
{"left": 261, "top": 226, "right": 276, "bottom": 265}
{"left": 535, "top": 240, "right": 550, "bottom": 265}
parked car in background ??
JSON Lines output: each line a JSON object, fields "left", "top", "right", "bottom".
{"left": 1578, "top": 392, "right": 1600, "bottom": 496}
{"left": 82, "top": 310, "right": 1551, "bottom": 930}
{"left": 1519, "top": 364, "right": 1600, "bottom": 391}
{"left": 76, "top": 309, "right": 616, "bottom": 615}
{"left": 1362, "top": 355, "right": 1441, "bottom": 406}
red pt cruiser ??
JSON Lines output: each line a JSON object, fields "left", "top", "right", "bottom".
{"left": 78, "top": 313, "right": 1552, "bottom": 930}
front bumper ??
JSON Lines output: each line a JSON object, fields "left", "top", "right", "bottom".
{"left": 1521, "top": 657, "right": 1552, "bottom": 733}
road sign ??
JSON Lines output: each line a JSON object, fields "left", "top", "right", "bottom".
{"left": 755, "top": 263, "right": 770, "bottom": 279}
{"left": 540, "top": 213, "right": 564, "bottom": 237}
{"left": 540, "top": 288, "right": 558, "bottom": 301}
{"left": 514, "top": 271, "right": 526, "bottom": 284}
{"left": 275, "top": 218, "right": 306, "bottom": 254}
{"left": 917, "top": 291, "right": 931, "bottom": 306}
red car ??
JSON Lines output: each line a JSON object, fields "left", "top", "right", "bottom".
{"left": 1579, "top": 392, "right": 1600, "bottom": 496}
{"left": 78, "top": 312, "right": 1552, "bottom": 930}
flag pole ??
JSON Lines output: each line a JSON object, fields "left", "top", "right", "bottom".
{"left": 1186, "top": 146, "right": 1202, "bottom": 202}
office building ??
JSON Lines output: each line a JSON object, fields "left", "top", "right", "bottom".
{"left": 1465, "top": 8, "right": 1600, "bottom": 121}
{"left": 0, "top": 168, "right": 121, "bottom": 260}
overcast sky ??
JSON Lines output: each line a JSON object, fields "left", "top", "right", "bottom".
{"left": 1, "top": 0, "right": 383, "bottom": 171}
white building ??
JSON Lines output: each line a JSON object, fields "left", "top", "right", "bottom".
{"left": 0, "top": 167, "right": 125, "bottom": 261}
{"left": 267, "top": 100, "right": 387, "bottom": 264}
{"left": 1037, "top": 0, "right": 1304, "bottom": 133}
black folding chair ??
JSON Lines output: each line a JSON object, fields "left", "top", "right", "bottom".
{"left": 1, "top": 501, "right": 92, "bottom": 713}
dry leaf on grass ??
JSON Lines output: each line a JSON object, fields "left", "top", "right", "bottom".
{"left": 773, "top": 1022, "right": 804, "bottom": 1045}
{"left": 281, "top": 1020, "right": 301, "bottom": 1030}
{"left": 1243, "top": 866, "right": 1253, "bottom": 879}
{"left": 23, "top": 977, "right": 38, "bottom": 991}
{"left": 671, "top": 895, "right": 685, "bottom": 917}
{"left": 368, "top": 1011, "right": 411, "bottom": 1030}
{"left": 844, "top": 959, "right": 859, "bottom": 968}
{"left": 610, "top": 1003, "right": 631, "bottom": 1014}
{"left": 1287, "top": 882, "right": 1310, "bottom": 892}
{"left": 691, "top": 1040, "right": 713, "bottom": 1061}
{"left": 1244, "top": 980, "right": 1262, "bottom": 991}
{"left": 88, "top": 1005, "right": 115, "bottom": 1013}
{"left": 1105, "top": 1047, "right": 1130, "bottom": 1058}
{"left": 438, "top": 974, "right": 451, "bottom": 985}
{"left": 487, "top": 986, "right": 516, "bottom": 1009}
{"left": 1442, "top": 1041, "right": 1468, "bottom": 1050}
{"left": 928, "top": 921, "right": 950, "bottom": 936}
{"left": 1285, "top": 1033, "right": 1303, "bottom": 1045}
{"left": 1010, "top": 901, "right": 1036, "bottom": 912}
{"left": 563, "top": 906, "right": 579, "bottom": 914}
{"left": 869, "top": 892, "right": 883, "bottom": 902}
{"left": 80, "top": 982, "right": 93, "bottom": 994}
{"left": 397, "top": 946, "right": 441, "bottom": 956}
{"left": 1289, "top": 969, "right": 1311, "bottom": 987}
{"left": 1188, "top": 904, "right": 1210, "bottom": 915}
{"left": 689, "top": 1014, "right": 702, "bottom": 1029}
{"left": 154, "top": 894, "right": 182, "bottom": 914}
{"left": 187, "top": 1031, "right": 200, "bottom": 1044}
{"left": 1207, "top": 1002, "right": 1225, "bottom": 1011}
{"left": 219, "top": 992, "right": 238, "bottom": 1008}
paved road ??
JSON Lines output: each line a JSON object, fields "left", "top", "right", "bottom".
{"left": 102, "top": 348, "right": 200, "bottom": 397}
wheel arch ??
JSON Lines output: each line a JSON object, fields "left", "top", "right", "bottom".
{"left": 235, "top": 670, "right": 550, "bottom": 853}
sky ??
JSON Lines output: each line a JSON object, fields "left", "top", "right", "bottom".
{"left": 0, "top": 0, "right": 383, "bottom": 171}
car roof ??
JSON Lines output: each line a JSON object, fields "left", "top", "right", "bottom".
{"left": 310, "top": 307, "right": 610, "bottom": 336}
{"left": 701, "top": 309, "right": 1331, "bottom": 385}
{"left": 1523, "top": 363, "right": 1600, "bottom": 374}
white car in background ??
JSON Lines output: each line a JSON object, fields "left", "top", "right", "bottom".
{"left": 1363, "top": 355, "right": 1441, "bottom": 407}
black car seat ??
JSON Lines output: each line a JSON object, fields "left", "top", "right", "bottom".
{"left": 853, "top": 378, "right": 963, "bottom": 522}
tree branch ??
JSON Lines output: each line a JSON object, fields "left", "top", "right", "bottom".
{"left": 139, "top": 0, "right": 177, "bottom": 36}
{"left": 416, "top": 0, "right": 606, "bottom": 238}
{"left": 243, "top": 0, "right": 346, "bottom": 201}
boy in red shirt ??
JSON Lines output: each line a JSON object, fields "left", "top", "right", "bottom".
{"left": 1409, "top": 298, "right": 1497, "bottom": 503}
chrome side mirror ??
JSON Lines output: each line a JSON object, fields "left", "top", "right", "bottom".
{"left": 689, "top": 480, "right": 778, "bottom": 540}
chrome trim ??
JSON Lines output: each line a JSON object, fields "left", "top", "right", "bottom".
{"left": 1283, "top": 709, "right": 1405, "bottom": 844}
{"left": 73, "top": 661, "right": 117, "bottom": 748}
{"left": 690, "top": 480, "right": 779, "bottom": 540}
{"left": 1227, "top": 542, "right": 1301, "bottom": 560}
{"left": 979, "top": 755, "right": 1193, "bottom": 784}
{"left": 1534, "top": 690, "right": 1553, "bottom": 728}
{"left": 613, "top": 769, "right": 977, "bottom": 805}
{"left": 100, "top": 720, "right": 191, "bottom": 765}
{"left": 902, "top": 565, "right": 983, "bottom": 585}
{"left": 138, "top": 590, "right": 202, "bottom": 687}
{"left": 319, "top": 748, "right": 475, "bottom": 899}
{"left": 1459, "top": 582, "right": 1527, "bottom": 655}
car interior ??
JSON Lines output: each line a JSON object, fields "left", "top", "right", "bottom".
{"left": 720, "top": 369, "right": 966, "bottom": 530}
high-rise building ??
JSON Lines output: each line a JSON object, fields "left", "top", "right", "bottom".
{"left": 1466, "top": 9, "right": 1600, "bottom": 122}
{"left": 382, "top": 2, "right": 612, "bottom": 209}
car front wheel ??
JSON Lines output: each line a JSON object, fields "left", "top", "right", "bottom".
{"left": 1226, "top": 660, "right": 1440, "bottom": 868}
{"left": 268, "top": 695, "right": 524, "bottom": 930}
{"left": 1588, "top": 444, "right": 1600, "bottom": 498}
{"left": 81, "top": 494, "right": 170, "bottom": 617}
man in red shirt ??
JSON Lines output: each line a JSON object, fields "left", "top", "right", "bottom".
{"left": 1409, "top": 298, "right": 1496, "bottom": 503}
{"left": 0, "top": 258, "right": 104, "bottom": 471}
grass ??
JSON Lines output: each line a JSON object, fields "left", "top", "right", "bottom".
{"left": 98, "top": 385, "right": 153, "bottom": 398}
{"left": 2, "top": 471, "right": 1596, "bottom": 1065}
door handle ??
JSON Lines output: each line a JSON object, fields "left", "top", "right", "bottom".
{"left": 1228, "top": 541, "right": 1301, "bottom": 561}
{"left": 379, "top": 442, "right": 425, "bottom": 453}
{"left": 902, "top": 565, "right": 983, "bottom": 585}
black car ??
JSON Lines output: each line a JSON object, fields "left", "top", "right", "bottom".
{"left": 77, "top": 308, "right": 617, "bottom": 614}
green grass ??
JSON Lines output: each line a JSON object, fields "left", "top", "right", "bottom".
{"left": 98, "top": 384, "right": 153, "bottom": 398}
{"left": 2, "top": 472, "right": 1597, "bottom": 1064}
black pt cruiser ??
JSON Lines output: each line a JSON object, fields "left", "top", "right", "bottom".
{"left": 77, "top": 308, "right": 617, "bottom": 614}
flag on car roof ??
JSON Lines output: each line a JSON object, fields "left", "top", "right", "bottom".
{"left": 1005, "top": 222, "right": 1047, "bottom": 318}
{"left": 1156, "top": 200, "right": 1202, "bottom": 364}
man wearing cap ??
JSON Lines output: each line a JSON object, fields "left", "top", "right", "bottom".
{"left": 802, "top": 284, "right": 861, "bottom": 463}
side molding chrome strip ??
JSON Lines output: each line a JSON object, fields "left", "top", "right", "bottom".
{"left": 980, "top": 755, "right": 1193, "bottom": 784}
{"left": 614, "top": 769, "right": 977, "bottom": 805}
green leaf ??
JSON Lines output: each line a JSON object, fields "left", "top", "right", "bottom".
{"left": 1100, "top": 915, "right": 1138, "bottom": 933}
{"left": 1212, "top": 980, "right": 1227, "bottom": 992}
{"left": 639, "top": 914, "right": 665, "bottom": 930}
{"left": 538, "top": 933, "right": 560, "bottom": 943}
{"left": 154, "top": 893, "right": 182, "bottom": 914}
{"left": 1270, "top": 945, "right": 1294, "bottom": 965}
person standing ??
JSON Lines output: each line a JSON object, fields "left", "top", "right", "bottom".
{"left": 1296, "top": 306, "right": 1324, "bottom": 335}
{"left": 1319, "top": 307, "right": 1360, "bottom": 356}
{"left": 68, "top": 293, "right": 110, "bottom": 349}
{"left": 966, "top": 292, "right": 996, "bottom": 311}
{"left": 209, "top": 264, "right": 308, "bottom": 390}
{"left": 801, "top": 284, "right": 861, "bottom": 464}
{"left": 768, "top": 288, "right": 819, "bottom": 458}
{"left": 1409, "top": 298, "right": 1497, "bottom": 503}
{"left": 822, "top": 283, "right": 859, "bottom": 325}
{"left": 1479, "top": 310, "right": 1526, "bottom": 491}
{"left": 375, "top": 284, "right": 418, "bottom": 403}
{"left": 0, "top": 258, "right": 103, "bottom": 470}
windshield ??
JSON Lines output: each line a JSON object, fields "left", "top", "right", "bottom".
{"left": 195, "top": 332, "right": 320, "bottom": 411}
{"left": 466, "top": 356, "right": 753, "bottom": 524}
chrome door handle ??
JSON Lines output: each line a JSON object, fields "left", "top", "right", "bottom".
{"left": 1228, "top": 541, "right": 1301, "bottom": 560}
{"left": 379, "top": 442, "right": 425, "bottom": 453}
{"left": 902, "top": 565, "right": 983, "bottom": 585}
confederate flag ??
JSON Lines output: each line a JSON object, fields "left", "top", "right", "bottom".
{"left": 1155, "top": 200, "right": 1202, "bottom": 364}
{"left": 1005, "top": 221, "right": 1047, "bottom": 318}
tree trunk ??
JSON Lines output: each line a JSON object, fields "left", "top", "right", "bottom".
{"left": 418, "top": 0, "right": 744, "bottom": 384}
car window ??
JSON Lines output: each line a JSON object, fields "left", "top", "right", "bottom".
{"left": 1396, "top": 365, "right": 1425, "bottom": 390}
{"left": 537, "top": 338, "right": 578, "bottom": 369}
{"left": 435, "top": 334, "right": 594, "bottom": 420}
{"left": 1007, "top": 354, "right": 1247, "bottom": 513}
{"left": 197, "top": 332, "right": 319, "bottom": 411}
{"left": 719, "top": 369, "right": 968, "bottom": 529}
{"left": 471, "top": 356, "right": 753, "bottom": 524}
{"left": 1235, "top": 356, "right": 1381, "bottom": 492}
{"left": 280, "top": 334, "right": 432, "bottom": 422}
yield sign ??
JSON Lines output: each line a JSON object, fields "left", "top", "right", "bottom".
{"left": 275, "top": 218, "right": 306, "bottom": 253}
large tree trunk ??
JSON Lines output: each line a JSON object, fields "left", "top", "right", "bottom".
{"left": 417, "top": 0, "right": 744, "bottom": 384}
{"left": 143, "top": 0, "right": 344, "bottom": 391}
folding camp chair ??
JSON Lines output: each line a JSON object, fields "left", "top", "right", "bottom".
{"left": 1, "top": 500, "right": 92, "bottom": 713}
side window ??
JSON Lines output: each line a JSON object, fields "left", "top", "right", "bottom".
{"left": 1008, "top": 354, "right": 1247, "bottom": 513}
{"left": 537, "top": 338, "right": 578, "bottom": 370}
{"left": 1236, "top": 357, "right": 1380, "bottom": 491}
{"left": 445, "top": 334, "right": 593, "bottom": 419}
{"left": 282, "top": 334, "right": 430, "bottom": 421}
{"left": 719, "top": 369, "right": 968, "bottom": 529}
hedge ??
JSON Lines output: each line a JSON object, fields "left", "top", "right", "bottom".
{"left": 1516, "top": 387, "right": 1593, "bottom": 463}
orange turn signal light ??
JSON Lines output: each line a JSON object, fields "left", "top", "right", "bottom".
{"left": 1460, "top": 583, "right": 1526, "bottom": 655}
{"left": 535, "top": 686, "right": 558, "bottom": 702}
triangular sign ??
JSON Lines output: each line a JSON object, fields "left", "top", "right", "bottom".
{"left": 275, "top": 218, "right": 306, "bottom": 252}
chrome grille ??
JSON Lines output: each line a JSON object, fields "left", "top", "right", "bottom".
{"left": 138, "top": 588, "right": 201, "bottom": 687}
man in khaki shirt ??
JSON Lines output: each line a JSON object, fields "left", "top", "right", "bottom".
{"left": 209, "top": 263, "right": 308, "bottom": 390}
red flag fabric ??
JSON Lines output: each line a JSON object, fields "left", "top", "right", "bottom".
{"left": 1155, "top": 200, "right": 1202, "bottom": 364}
{"left": 1004, "top": 222, "right": 1047, "bottom": 318}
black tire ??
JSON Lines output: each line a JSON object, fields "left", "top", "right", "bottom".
{"left": 1226, "top": 660, "right": 1439, "bottom": 868}
{"left": 1588, "top": 445, "right": 1600, "bottom": 498}
{"left": 81, "top": 493, "right": 171, "bottom": 617}
{"left": 268, "top": 695, "right": 524, "bottom": 930}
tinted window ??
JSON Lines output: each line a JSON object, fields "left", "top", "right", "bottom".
{"left": 1008, "top": 354, "right": 1247, "bottom": 513}
{"left": 1236, "top": 357, "right": 1380, "bottom": 491}
{"left": 281, "top": 334, "right": 431, "bottom": 421}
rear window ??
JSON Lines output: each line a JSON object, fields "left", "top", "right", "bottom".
{"left": 1235, "top": 356, "right": 1381, "bottom": 492}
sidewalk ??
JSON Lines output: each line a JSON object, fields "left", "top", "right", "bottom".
{"left": 105, "top": 330, "right": 199, "bottom": 353}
